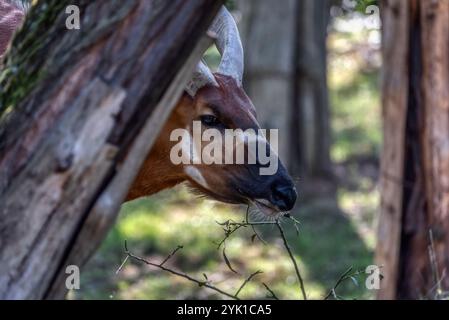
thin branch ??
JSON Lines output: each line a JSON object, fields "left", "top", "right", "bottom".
{"left": 324, "top": 266, "right": 366, "bottom": 300}
{"left": 235, "top": 270, "right": 263, "bottom": 297}
{"left": 246, "top": 206, "right": 267, "bottom": 245}
{"left": 121, "top": 213, "right": 307, "bottom": 301}
{"left": 120, "top": 241, "right": 240, "bottom": 300}
{"left": 215, "top": 215, "right": 307, "bottom": 300}
{"left": 160, "top": 245, "right": 183, "bottom": 266}
{"left": 324, "top": 267, "right": 354, "bottom": 300}
{"left": 115, "top": 255, "right": 129, "bottom": 275}
{"left": 275, "top": 220, "right": 307, "bottom": 300}
{"left": 262, "top": 282, "right": 279, "bottom": 300}
{"left": 215, "top": 219, "right": 276, "bottom": 249}
{"left": 283, "top": 213, "right": 301, "bottom": 236}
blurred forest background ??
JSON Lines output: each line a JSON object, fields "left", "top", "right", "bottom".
{"left": 73, "top": 0, "right": 382, "bottom": 300}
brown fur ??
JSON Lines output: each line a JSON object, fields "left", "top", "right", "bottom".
{"left": 126, "top": 74, "right": 295, "bottom": 213}
{"left": 126, "top": 74, "right": 259, "bottom": 202}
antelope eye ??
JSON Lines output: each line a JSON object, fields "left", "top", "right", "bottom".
{"left": 200, "top": 114, "right": 221, "bottom": 127}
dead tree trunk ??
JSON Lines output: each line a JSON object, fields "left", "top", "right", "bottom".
{"left": 376, "top": 0, "right": 449, "bottom": 299}
{"left": 0, "top": 0, "right": 222, "bottom": 299}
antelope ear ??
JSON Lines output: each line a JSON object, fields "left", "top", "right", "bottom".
{"left": 185, "top": 60, "right": 218, "bottom": 97}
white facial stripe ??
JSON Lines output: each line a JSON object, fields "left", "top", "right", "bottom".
{"left": 185, "top": 166, "right": 209, "bottom": 189}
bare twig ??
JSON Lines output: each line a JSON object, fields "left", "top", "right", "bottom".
{"left": 160, "top": 245, "right": 183, "bottom": 266}
{"left": 235, "top": 270, "right": 263, "bottom": 297}
{"left": 120, "top": 212, "right": 308, "bottom": 300}
{"left": 215, "top": 215, "right": 307, "bottom": 300}
{"left": 246, "top": 207, "right": 267, "bottom": 245}
{"left": 115, "top": 255, "right": 129, "bottom": 275}
{"left": 284, "top": 213, "right": 301, "bottom": 236}
{"left": 275, "top": 220, "right": 307, "bottom": 300}
{"left": 324, "top": 267, "right": 354, "bottom": 300}
{"left": 324, "top": 266, "right": 366, "bottom": 300}
{"left": 215, "top": 219, "right": 276, "bottom": 249}
{"left": 119, "top": 241, "right": 240, "bottom": 300}
{"left": 262, "top": 282, "right": 279, "bottom": 300}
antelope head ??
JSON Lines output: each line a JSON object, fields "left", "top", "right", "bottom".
{"left": 128, "top": 7, "right": 297, "bottom": 216}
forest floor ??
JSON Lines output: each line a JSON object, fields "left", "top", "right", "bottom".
{"left": 73, "top": 16, "right": 382, "bottom": 300}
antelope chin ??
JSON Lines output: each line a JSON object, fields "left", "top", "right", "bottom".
{"left": 251, "top": 199, "right": 282, "bottom": 217}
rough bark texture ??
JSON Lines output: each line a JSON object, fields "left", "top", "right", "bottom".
{"left": 238, "top": 0, "right": 332, "bottom": 197}
{"left": 376, "top": 0, "right": 449, "bottom": 299}
{"left": 0, "top": 0, "right": 222, "bottom": 299}
{"left": 375, "top": 0, "right": 410, "bottom": 300}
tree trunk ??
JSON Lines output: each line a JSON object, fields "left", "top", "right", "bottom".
{"left": 376, "top": 0, "right": 449, "bottom": 299}
{"left": 0, "top": 0, "right": 222, "bottom": 299}
{"left": 237, "top": 0, "right": 296, "bottom": 164}
{"left": 292, "top": 0, "right": 332, "bottom": 184}
{"left": 238, "top": 0, "right": 332, "bottom": 196}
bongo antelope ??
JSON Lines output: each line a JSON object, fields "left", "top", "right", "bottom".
{"left": 128, "top": 7, "right": 297, "bottom": 216}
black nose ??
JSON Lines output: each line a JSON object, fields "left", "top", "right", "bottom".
{"left": 271, "top": 183, "right": 297, "bottom": 211}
